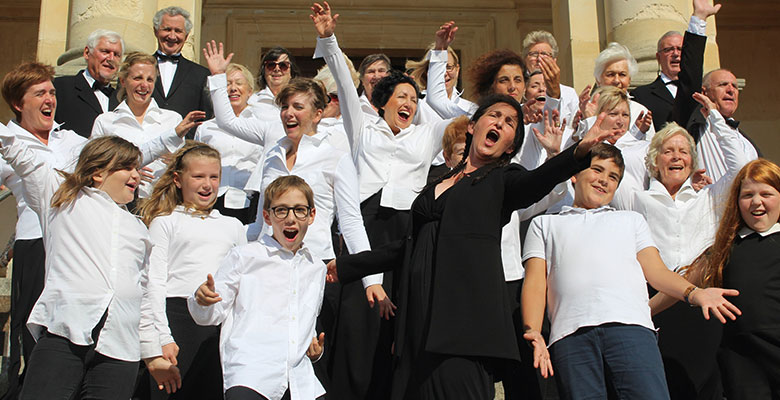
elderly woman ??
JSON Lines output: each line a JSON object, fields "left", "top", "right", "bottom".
{"left": 356, "top": 53, "right": 392, "bottom": 116}
{"left": 247, "top": 46, "right": 300, "bottom": 121}
{"left": 193, "top": 62, "right": 262, "bottom": 224}
{"left": 611, "top": 93, "right": 750, "bottom": 400}
{"left": 589, "top": 42, "right": 655, "bottom": 141}
{"left": 312, "top": 4, "right": 612, "bottom": 400}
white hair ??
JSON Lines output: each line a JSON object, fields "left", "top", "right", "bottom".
{"left": 314, "top": 53, "right": 359, "bottom": 94}
{"left": 85, "top": 29, "right": 124, "bottom": 55}
{"left": 593, "top": 42, "right": 638, "bottom": 83}
{"left": 522, "top": 30, "right": 559, "bottom": 59}
{"left": 153, "top": 6, "right": 193, "bottom": 34}
{"left": 656, "top": 31, "right": 682, "bottom": 52}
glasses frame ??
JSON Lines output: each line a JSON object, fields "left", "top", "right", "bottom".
{"left": 269, "top": 205, "right": 311, "bottom": 220}
{"left": 264, "top": 60, "right": 291, "bottom": 72}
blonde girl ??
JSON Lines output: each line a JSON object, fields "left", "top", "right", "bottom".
{"left": 138, "top": 141, "right": 246, "bottom": 398}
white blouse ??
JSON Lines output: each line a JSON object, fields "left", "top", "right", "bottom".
{"left": 90, "top": 99, "right": 183, "bottom": 198}
{"left": 188, "top": 235, "right": 326, "bottom": 399}
{"left": 0, "top": 127, "right": 151, "bottom": 362}
{"left": 141, "top": 206, "right": 246, "bottom": 358}
{"left": 315, "top": 35, "right": 454, "bottom": 210}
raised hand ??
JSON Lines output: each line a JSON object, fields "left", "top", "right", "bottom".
{"left": 634, "top": 110, "right": 653, "bottom": 133}
{"left": 693, "top": 92, "right": 718, "bottom": 117}
{"left": 693, "top": 0, "right": 721, "bottom": 20}
{"left": 523, "top": 329, "right": 554, "bottom": 378}
{"left": 195, "top": 274, "right": 222, "bottom": 306}
{"left": 532, "top": 109, "right": 564, "bottom": 158}
{"left": 689, "top": 287, "right": 741, "bottom": 323}
{"left": 310, "top": 2, "right": 339, "bottom": 38}
{"left": 307, "top": 332, "right": 325, "bottom": 361}
{"left": 434, "top": 21, "right": 458, "bottom": 50}
{"left": 139, "top": 166, "right": 154, "bottom": 185}
{"left": 538, "top": 55, "right": 561, "bottom": 99}
{"left": 146, "top": 356, "right": 182, "bottom": 394}
{"left": 577, "top": 85, "right": 593, "bottom": 115}
{"left": 582, "top": 91, "right": 599, "bottom": 119}
{"left": 575, "top": 112, "right": 615, "bottom": 159}
{"left": 202, "top": 40, "right": 233, "bottom": 75}
{"left": 366, "top": 284, "right": 397, "bottom": 320}
{"left": 175, "top": 110, "right": 207, "bottom": 137}
{"left": 691, "top": 169, "right": 713, "bottom": 191}
{"left": 522, "top": 98, "right": 543, "bottom": 124}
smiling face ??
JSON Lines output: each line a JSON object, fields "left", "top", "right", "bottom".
{"left": 121, "top": 62, "right": 156, "bottom": 109}
{"left": 599, "top": 59, "right": 631, "bottom": 90}
{"left": 263, "top": 188, "right": 315, "bottom": 253}
{"left": 92, "top": 166, "right": 140, "bottom": 205}
{"left": 655, "top": 133, "right": 693, "bottom": 194}
{"left": 174, "top": 156, "right": 221, "bottom": 211}
{"left": 468, "top": 102, "right": 519, "bottom": 165}
{"left": 155, "top": 14, "right": 188, "bottom": 56}
{"left": 444, "top": 52, "right": 460, "bottom": 95}
{"left": 361, "top": 60, "right": 389, "bottom": 101}
{"left": 601, "top": 101, "right": 630, "bottom": 144}
{"left": 381, "top": 82, "right": 418, "bottom": 133}
{"left": 227, "top": 69, "right": 251, "bottom": 115}
{"left": 15, "top": 80, "right": 57, "bottom": 137}
{"left": 524, "top": 42, "right": 555, "bottom": 71}
{"left": 572, "top": 157, "right": 622, "bottom": 209}
{"left": 84, "top": 37, "right": 122, "bottom": 85}
{"left": 524, "top": 73, "right": 546, "bottom": 113}
{"left": 280, "top": 92, "right": 323, "bottom": 140}
{"left": 264, "top": 53, "right": 292, "bottom": 94}
{"left": 656, "top": 34, "right": 682, "bottom": 79}
{"left": 492, "top": 64, "right": 525, "bottom": 99}
{"left": 703, "top": 70, "right": 739, "bottom": 118}
{"left": 739, "top": 179, "right": 780, "bottom": 233}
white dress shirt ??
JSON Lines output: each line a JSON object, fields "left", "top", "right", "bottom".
{"left": 317, "top": 117, "right": 351, "bottom": 155}
{"left": 141, "top": 206, "right": 247, "bottom": 358}
{"left": 248, "top": 87, "right": 286, "bottom": 133}
{"left": 156, "top": 52, "right": 179, "bottom": 97}
{"left": 697, "top": 119, "right": 758, "bottom": 183}
{"left": 188, "top": 235, "right": 326, "bottom": 400}
{"left": 0, "top": 121, "right": 85, "bottom": 240}
{"left": 90, "top": 99, "right": 184, "bottom": 198}
{"left": 0, "top": 127, "right": 151, "bottom": 362}
{"left": 82, "top": 69, "right": 109, "bottom": 112}
{"left": 523, "top": 206, "right": 657, "bottom": 346}
{"left": 615, "top": 109, "right": 750, "bottom": 271}
{"left": 194, "top": 112, "right": 263, "bottom": 209}
{"left": 316, "top": 35, "right": 453, "bottom": 210}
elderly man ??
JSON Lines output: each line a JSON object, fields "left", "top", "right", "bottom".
{"left": 151, "top": 6, "right": 211, "bottom": 137}
{"left": 631, "top": 30, "right": 684, "bottom": 130}
{"left": 53, "top": 29, "right": 123, "bottom": 138}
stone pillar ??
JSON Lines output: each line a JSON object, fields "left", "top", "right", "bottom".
{"left": 551, "top": 0, "right": 601, "bottom": 91}
{"left": 602, "top": 0, "right": 721, "bottom": 87}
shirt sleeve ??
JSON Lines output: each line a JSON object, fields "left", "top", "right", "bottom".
{"left": 522, "top": 216, "right": 547, "bottom": 263}
{"left": 632, "top": 213, "right": 656, "bottom": 253}
{"left": 187, "top": 246, "right": 243, "bottom": 326}
{"left": 425, "top": 50, "right": 470, "bottom": 119}
{"left": 515, "top": 182, "right": 568, "bottom": 221}
{"left": 146, "top": 217, "right": 175, "bottom": 354}
{"left": 209, "top": 73, "right": 274, "bottom": 145}
{"left": 139, "top": 238, "right": 159, "bottom": 359}
{"left": 706, "top": 109, "right": 751, "bottom": 198}
{"left": 136, "top": 127, "right": 184, "bottom": 167}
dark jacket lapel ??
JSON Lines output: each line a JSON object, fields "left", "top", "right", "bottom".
{"left": 75, "top": 73, "right": 103, "bottom": 114}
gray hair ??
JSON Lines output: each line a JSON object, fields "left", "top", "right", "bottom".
{"left": 656, "top": 31, "right": 683, "bottom": 52}
{"left": 702, "top": 68, "right": 734, "bottom": 89}
{"left": 85, "top": 29, "right": 124, "bottom": 55}
{"left": 645, "top": 122, "right": 698, "bottom": 181}
{"left": 522, "top": 30, "right": 559, "bottom": 59}
{"left": 153, "top": 6, "right": 193, "bottom": 34}
{"left": 593, "top": 42, "right": 638, "bottom": 83}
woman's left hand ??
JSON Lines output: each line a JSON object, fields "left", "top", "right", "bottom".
{"left": 202, "top": 40, "right": 233, "bottom": 75}
{"left": 533, "top": 109, "right": 564, "bottom": 158}
{"left": 434, "top": 21, "right": 458, "bottom": 50}
{"left": 574, "top": 112, "right": 614, "bottom": 159}
{"left": 310, "top": 2, "right": 339, "bottom": 38}
{"left": 634, "top": 110, "right": 653, "bottom": 133}
{"left": 366, "top": 284, "right": 397, "bottom": 320}
{"left": 690, "top": 287, "right": 742, "bottom": 323}
{"left": 175, "top": 110, "right": 207, "bottom": 137}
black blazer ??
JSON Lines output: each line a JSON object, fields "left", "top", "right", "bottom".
{"left": 53, "top": 71, "right": 120, "bottom": 138}
{"left": 337, "top": 144, "right": 589, "bottom": 369}
{"left": 632, "top": 75, "right": 674, "bottom": 131}
{"left": 152, "top": 56, "right": 212, "bottom": 137}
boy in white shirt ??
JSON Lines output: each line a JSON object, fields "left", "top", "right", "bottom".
{"left": 521, "top": 143, "right": 740, "bottom": 400}
{"left": 188, "top": 175, "right": 326, "bottom": 400}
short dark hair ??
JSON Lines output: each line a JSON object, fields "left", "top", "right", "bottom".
{"left": 589, "top": 142, "right": 625, "bottom": 181}
{"left": 2, "top": 62, "right": 55, "bottom": 119}
{"left": 257, "top": 47, "right": 300, "bottom": 90}
{"left": 275, "top": 78, "right": 329, "bottom": 111}
{"left": 370, "top": 70, "right": 420, "bottom": 117}
{"left": 468, "top": 50, "right": 525, "bottom": 99}
{"left": 357, "top": 53, "right": 391, "bottom": 95}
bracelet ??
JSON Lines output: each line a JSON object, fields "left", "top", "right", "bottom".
{"left": 683, "top": 285, "right": 698, "bottom": 304}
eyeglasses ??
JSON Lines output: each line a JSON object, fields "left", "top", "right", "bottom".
{"left": 527, "top": 51, "right": 553, "bottom": 58}
{"left": 660, "top": 46, "right": 682, "bottom": 54}
{"left": 269, "top": 205, "right": 311, "bottom": 220}
{"left": 445, "top": 63, "right": 458, "bottom": 72}
{"left": 264, "top": 60, "right": 291, "bottom": 72}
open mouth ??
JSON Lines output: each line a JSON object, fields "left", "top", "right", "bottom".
{"left": 126, "top": 181, "right": 137, "bottom": 191}
{"left": 228, "top": 94, "right": 241, "bottom": 100}
{"left": 197, "top": 190, "right": 212, "bottom": 200}
{"left": 398, "top": 110, "right": 410, "bottom": 123}
{"left": 283, "top": 228, "right": 299, "bottom": 241}
{"left": 535, "top": 96, "right": 546, "bottom": 102}
{"left": 486, "top": 129, "right": 499, "bottom": 145}
{"left": 668, "top": 165, "right": 684, "bottom": 171}
{"left": 41, "top": 109, "right": 53, "bottom": 117}
{"left": 285, "top": 121, "right": 299, "bottom": 130}
{"left": 135, "top": 90, "right": 149, "bottom": 97}
{"left": 593, "top": 185, "right": 607, "bottom": 194}
{"left": 751, "top": 210, "right": 766, "bottom": 216}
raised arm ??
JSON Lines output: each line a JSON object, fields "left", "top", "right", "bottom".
{"left": 671, "top": 0, "right": 714, "bottom": 127}
{"left": 426, "top": 22, "right": 470, "bottom": 119}
{"left": 311, "top": 2, "right": 366, "bottom": 152}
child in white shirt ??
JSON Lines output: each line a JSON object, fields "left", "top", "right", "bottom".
{"left": 188, "top": 175, "right": 326, "bottom": 400}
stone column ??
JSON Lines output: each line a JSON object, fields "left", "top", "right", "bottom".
{"left": 551, "top": 0, "right": 602, "bottom": 91}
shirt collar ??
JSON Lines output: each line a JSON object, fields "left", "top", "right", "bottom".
{"left": 261, "top": 233, "right": 312, "bottom": 258}
{"left": 738, "top": 223, "right": 780, "bottom": 238}
{"left": 115, "top": 98, "right": 164, "bottom": 124}
{"left": 647, "top": 177, "right": 696, "bottom": 200}
{"left": 82, "top": 69, "right": 97, "bottom": 87}
{"left": 559, "top": 204, "right": 615, "bottom": 215}
{"left": 660, "top": 72, "right": 674, "bottom": 84}
{"left": 174, "top": 204, "right": 220, "bottom": 219}
{"left": 7, "top": 119, "right": 63, "bottom": 141}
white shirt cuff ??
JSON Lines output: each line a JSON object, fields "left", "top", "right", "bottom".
{"left": 361, "top": 273, "right": 383, "bottom": 288}
{"left": 429, "top": 50, "right": 448, "bottom": 63}
{"left": 313, "top": 35, "right": 339, "bottom": 59}
{"left": 207, "top": 73, "right": 228, "bottom": 91}
{"left": 688, "top": 15, "right": 707, "bottom": 36}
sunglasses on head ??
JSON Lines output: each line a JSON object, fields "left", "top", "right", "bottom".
{"left": 264, "top": 60, "right": 291, "bottom": 72}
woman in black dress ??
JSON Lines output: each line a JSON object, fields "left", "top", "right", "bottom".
{"left": 313, "top": 5, "right": 616, "bottom": 399}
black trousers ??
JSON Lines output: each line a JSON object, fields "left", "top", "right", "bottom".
{"left": 19, "top": 331, "right": 138, "bottom": 400}
{"left": 3, "top": 239, "right": 46, "bottom": 400}
{"left": 405, "top": 353, "right": 496, "bottom": 400}
{"left": 148, "top": 298, "right": 222, "bottom": 400}
{"left": 719, "top": 337, "right": 780, "bottom": 400}
{"left": 213, "top": 192, "right": 259, "bottom": 225}
{"left": 225, "top": 386, "right": 291, "bottom": 400}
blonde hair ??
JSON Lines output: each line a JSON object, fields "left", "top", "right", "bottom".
{"left": 137, "top": 141, "right": 221, "bottom": 225}
{"left": 595, "top": 85, "right": 629, "bottom": 114}
{"left": 226, "top": 63, "right": 255, "bottom": 93}
{"left": 442, "top": 116, "right": 469, "bottom": 162}
{"left": 405, "top": 43, "right": 459, "bottom": 90}
{"left": 645, "top": 122, "right": 698, "bottom": 180}
{"left": 116, "top": 52, "right": 157, "bottom": 102}
{"left": 314, "top": 53, "right": 359, "bottom": 94}
{"left": 51, "top": 136, "right": 142, "bottom": 208}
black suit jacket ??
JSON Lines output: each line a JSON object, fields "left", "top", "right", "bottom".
{"left": 632, "top": 75, "right": 675, "bottom": 131}
{"left": 53, "top": 71, "right": 120, "bottom": 138}
{"left": 336, "top": 144, "right": 589, "bottom": 398}
{"left": 152, "top": 56, "right": 212, "bottom": 138}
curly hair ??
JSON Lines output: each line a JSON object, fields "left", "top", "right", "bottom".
{"left": 467, "top": 50, "right": 525, "bottom": 99}
{"left": 370, "top": 70, "right": 420, "bottom": 117}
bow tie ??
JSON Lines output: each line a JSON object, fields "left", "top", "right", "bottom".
{"left": 91, "top": 81, "right": 113, "bottom": 97}
{"left": 666, "top": 79, "right": 680, "bottom": 87}
{"left": 156, "top": 51, "right": 181, "bottom": 63}
{"left": 725, "top": 118, "right": 740, "bottom": 129}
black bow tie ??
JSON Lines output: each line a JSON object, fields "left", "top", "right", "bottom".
{"left": 91, "top": 81, "right": 113, "bottom": 97}
{"left": 667, "top": 79, "right": 680, "bottom": 87}
{"left": 725, "top": 118, "right": 740, "bottom": 129}
{"left": 156, "top": 51, "right": 181, "bottom": 63}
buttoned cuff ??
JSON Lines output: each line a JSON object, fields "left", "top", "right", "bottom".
{"left": 361, "top": 273, "right": 383, "bottom": 289}
{"left": 140, "top": 339, "right": 163, "bottom": 359}
{"left": 688, "top": 16, "right": 707, "bottom": 36}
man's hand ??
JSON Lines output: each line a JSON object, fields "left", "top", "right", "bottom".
{"left": 693, "top": 92, "right": 718, "bottom": 117}
{"left": 145, "top": 356, "right": 182, "bottom": 394}
{"left": 693, "top": 0, "right": 721, "bottom": 20}
{"left": 310, "top": 2, "right": 339, "bottom": 38}
{"left": 195, "top": 274, "right": 222, "bottom": 306}
{"left": 689, "top": 287, "right": 741, "bottom": 323}
{"left": 203, "top": 40, "right": 233, "bottom": 75}
{"left": 307, "top": 332, "right": 325, "bottom": 361}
